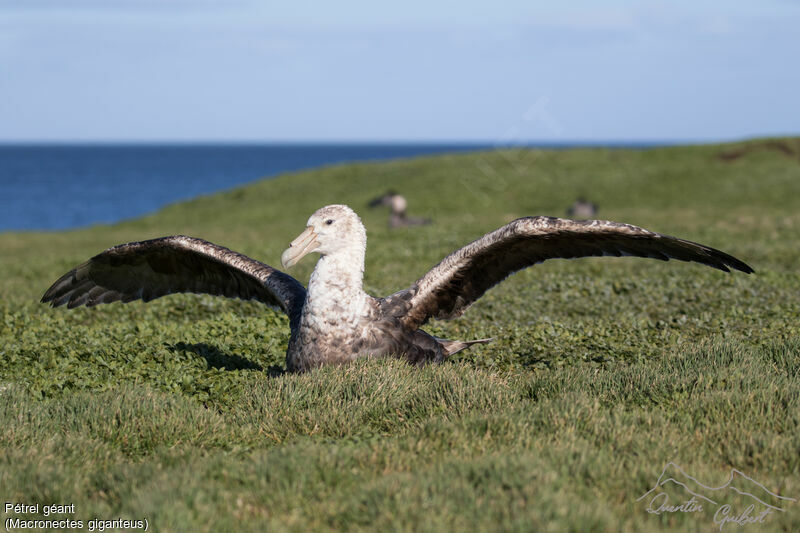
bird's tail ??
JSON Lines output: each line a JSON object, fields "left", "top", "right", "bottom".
{"left": 437, "top": 337, "right": 494, "bottom": 357}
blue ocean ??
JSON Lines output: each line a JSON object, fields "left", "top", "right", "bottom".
{"left": 0, "top": 144, "right": 497, "bottom": 231}
{"left": 0, "top": 142, "right": 663, "bottom": 232}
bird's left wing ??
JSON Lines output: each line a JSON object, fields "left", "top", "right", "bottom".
{"left": 41, "top": 236, "right": 306, "bottom": 317}
{"left": 392, "top": 217, "right": 753, "bottom": 329}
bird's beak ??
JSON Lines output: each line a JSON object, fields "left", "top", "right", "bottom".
{"left": 281, "top": 226, "right": 320, "bottom": 268}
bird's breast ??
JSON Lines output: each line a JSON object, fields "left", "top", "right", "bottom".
{"left": 288, "top": 298, "right": 383, "bottom": 372}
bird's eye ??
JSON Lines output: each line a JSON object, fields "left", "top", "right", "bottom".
{"left": 325, "top": 219, "right": 334, "bottom": 225}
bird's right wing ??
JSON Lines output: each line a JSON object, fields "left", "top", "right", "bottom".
{"left": 41, "top": 236, "right": 306, "bottom": 318}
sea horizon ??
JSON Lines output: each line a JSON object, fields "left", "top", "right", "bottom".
{"left": 0, "top": 136, "right": 693, "bottom": 142}
{"left": 0, "top": 138, "right": 755, "bottom": 233}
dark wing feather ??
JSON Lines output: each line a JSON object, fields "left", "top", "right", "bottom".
{"left": 41, "top": 236, "right": 306, "bottom": 319}
{"left": 395, "top": 216, "right": 753, "bottom": 328}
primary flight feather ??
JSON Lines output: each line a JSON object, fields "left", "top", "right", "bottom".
{"left": 42, "top": 205, "right": 752, "bottom": 372}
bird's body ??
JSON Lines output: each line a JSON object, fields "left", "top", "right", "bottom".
{"left": 42, "top": 205, "right": 753, "bottom": 372}
{"left": 288, "top": 293, "right": 447, "bottom": 372}
{"left": 288, "top": 243, "right": 384, "bottom": 371}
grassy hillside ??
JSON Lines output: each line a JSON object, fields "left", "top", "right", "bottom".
{"left": 1, "top": 139, "right": 799, "bottom": 531}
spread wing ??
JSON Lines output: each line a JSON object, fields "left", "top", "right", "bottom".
{"left": 41, "top": 235, "right": 306, "bottom": 320}
{"left": 394, "top": 217, "right": 753, "bottom": 329}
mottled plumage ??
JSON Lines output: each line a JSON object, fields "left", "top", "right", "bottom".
{"left": 42, "top": 205, "right": 753, "bottom": 372}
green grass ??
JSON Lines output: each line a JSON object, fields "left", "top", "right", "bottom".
{"left": 1, "top": 139, "right": 799, "bottom": 531}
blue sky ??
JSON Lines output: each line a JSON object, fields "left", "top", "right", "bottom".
{"left": 1, "top": 1, "right": 798, "bottom": 142}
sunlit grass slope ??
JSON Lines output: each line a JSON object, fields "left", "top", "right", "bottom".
{"left": 1, "top": 139, "right": 799, "bottom": 531}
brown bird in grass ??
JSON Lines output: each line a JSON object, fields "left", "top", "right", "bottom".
{"left": 567, "top": 197, "right": 599, "bottom": 219}
{"left": 368, "top": 191, "right": 431, "bottom": 228}
{"left": 42, "top": 205, "right": 753, "bottom": 372}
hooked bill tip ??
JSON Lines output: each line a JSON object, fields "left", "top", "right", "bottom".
{"left": 281, "top": 226, "right": 319, "bottom": 268}
{"left": 280, "top": 247, "right": 296, "bottom": 269}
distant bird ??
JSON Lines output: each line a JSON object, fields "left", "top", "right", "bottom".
{"left": 368, "top": 191, "right": 431, "bottom": 228}
{"left": 567, "top": 197, "right": 598, "bottom": 219}
{"left": 42, "top": 205, "right": 753, "bottom": 372}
